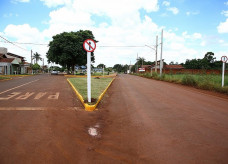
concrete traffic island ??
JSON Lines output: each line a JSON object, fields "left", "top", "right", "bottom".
{"left": 67, "top": 77, "right": 115, "bottom": 111}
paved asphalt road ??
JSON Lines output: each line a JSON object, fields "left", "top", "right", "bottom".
{"left": 0, "top": 74, "right": 228, "bottom": 163}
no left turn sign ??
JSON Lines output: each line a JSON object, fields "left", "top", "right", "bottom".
{"left": 221, "top": 56, "right": 228, "bottom": 63}
{"left": 83, "top": 39, "right": 96, "bottom": 52}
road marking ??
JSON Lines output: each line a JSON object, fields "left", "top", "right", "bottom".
{"left": 34, "top": 92, "right": 47, "bottom": 99}
{"left": 0, "top": 79, "right": 39, "bottom": 95}
{"left": 48, "top": 92, "right": 60, "bottom": 99}
{"left": 16, "top": 92, "right": 35, "bottom": 100}
{"left": 0, "top": 92, "right": 21, "bottom": 100}
{"left": 0, "top": 92, "right": 60, "bottom": 100}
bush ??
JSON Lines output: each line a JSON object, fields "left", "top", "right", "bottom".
{"left": 152, "top": 72, "right": 158, "bottom": 78}
{"left": 181, "top": 75, "right": 197, "bottom": 86}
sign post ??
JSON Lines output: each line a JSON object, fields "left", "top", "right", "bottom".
{"left": 83, "top": 39, "right": 96, "bottom": 103}
{"left": 221, "top": 56, "right": 227, "bottom": 87}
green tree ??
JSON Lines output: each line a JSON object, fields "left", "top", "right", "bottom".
{"left": 32, "top": 63, "right": 40, "bottom": 73}
{"left": 46, "top": 30, "right": 98, "bottom": 74}
{"left": 136, "top": 57, "right": 145, "bottom": 67}
{"left": 33, "top": 52, "right": 42, "bottom": 64}
{"left": 97, "top": 63, "right": 106, "bottom": 68}
{"left": 113, "top": 64, "right": 123, "bottom": 73}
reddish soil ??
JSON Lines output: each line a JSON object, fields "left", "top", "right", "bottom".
{"left": 0, "top": 74, "right": 228, "bottom": 163}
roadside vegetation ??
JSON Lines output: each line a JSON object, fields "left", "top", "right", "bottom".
{"left": 132, "top": 72, "right": 228, "bottom": 95}
{"left": 68, "top": 77, "right": 113, "bottom": 104}
{"left": 0, "top": 76, "right": 11, "bottom": 80}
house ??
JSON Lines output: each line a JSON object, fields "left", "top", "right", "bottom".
{"left": 0, "top": 47, "right": 29, "bottom": 75}
{"left": 93, "top": 68, "right": 103, "bottom": 73}
{"left": 141, "top": 65, "right": 152, "bottom": 72}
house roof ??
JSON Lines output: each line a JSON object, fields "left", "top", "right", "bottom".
{"left": 0, "top": 54, "right": 6, "bottom": 58}
{"left": 141, "top": 65, "right": 152, "bottom": 68}
{"left": 164, "top": 65, "right": 184, "bottom": 69}
{"left": 7, "top": 52, "right": 25, "bottom": 59}
{"left": 0, "top": 58, "right": 14, "bottom": 63}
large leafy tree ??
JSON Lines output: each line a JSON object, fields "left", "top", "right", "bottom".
{"left": 46, "top": 30, "right": 98, "bottom": 73}
{"left": 97, "top": 63, "right": 106, "bottom": 68}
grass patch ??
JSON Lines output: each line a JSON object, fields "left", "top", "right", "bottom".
{"left": 132, "top": 73, "right": 228, "bottom": 95}
{"left": 0, "top": 76, "right": 11, "bottom": 80}
{"left": 68, "top": 77, "right": 113, "bottom": 104}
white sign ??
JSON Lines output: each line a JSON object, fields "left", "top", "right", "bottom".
{"left": 83, "top": 39, "right": 96, "bottom": 52}
{"left": 139, "top": 68, "right": 145, "bottom": 72}
{"left": 221, "top": 56, "right": 227, "bottom": 87}
{"left": 221, "top": 56, "right": 228, "bottom": 63}
{"left": 83, "top": 39, "right": 96, "bottom": 103}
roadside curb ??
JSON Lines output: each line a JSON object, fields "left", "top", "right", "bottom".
{"left": 2, "top": 75, "right": 34, "bottom": 77}
{"left": 67, "top": 77, "right": 115, "bottom": 111}
{"left": 0, "top": 78, "right": 12, "bottom": 82}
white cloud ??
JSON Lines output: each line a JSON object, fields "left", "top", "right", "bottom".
{"left": 167, "top": 7, "right": 179, "bottom": 15}
{"left": 11, "top": 0, "right": 30, "bottom": 3}
{"left": 217, "top": 18, "right": 228, "bottom": 33}
{"left": 40, "top": 0, "right": 72, "bottom": 8}
{"left": 2, "top": 24, "right": 48, "bottom": 63}
{"left": 3, "top": 13, "right": 19, "bottom": 18}
{"left": 221, "top": 10, "right": 228, "bottom": 17}
{"left": 162, "top": 1, "right": 170, "bottom": 7}
{"left": 3, "top": 0, "right": 226, "bottom": 67}
{"left": 193, "top": 33, "right": 202, "bottom": 39}
{"left": 225, "top": 1, "right": 228, "bottom": 6}
{"left": 186, "top": 11, "right": 199, "bottom": 16}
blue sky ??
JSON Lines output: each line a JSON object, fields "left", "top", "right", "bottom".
{"left": 0, "top": 0, "right": 228, "bottom": 66}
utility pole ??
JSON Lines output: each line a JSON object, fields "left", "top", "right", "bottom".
{"left": 31, "top": 50, "right": 33, "bottom": 65}
{"left": 103, "top": 64, "right": 104, "bottom": 77}
{"left": 137, "top": 53, "right": 139, "bottom": 73}
{"left": 160, "top": 29, "right": 163, "bottom": 76}
{"left": 42, "top": 58, "right": 44, "bottom": 74}
{"left": 155, "top": 35, "right": 158, "bottom": 73}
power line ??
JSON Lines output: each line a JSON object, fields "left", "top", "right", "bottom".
{"left": 1, "top": 37, "right": 150, "bottom": 48}
{"left": 0, "top": 40, "right": 48, "bottom": 46}
{"left": 100, "top": 45, "right": 146, "bottom": 47}
{"left": 0, "top": 35, "right": 29, "bottom": 51}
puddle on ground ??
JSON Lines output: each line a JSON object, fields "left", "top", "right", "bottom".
{"left": 88, "top": 127, "right": 98, "bottom": 136}
{"left": 88, "top": 123, "right": 100, "bottom": 137}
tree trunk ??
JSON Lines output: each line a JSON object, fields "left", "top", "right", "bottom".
{"left": 67, "top": 65, "right": 70, "bottom": 74}
{"left": 72, "top": 64, "right": 75, "bottom": 75}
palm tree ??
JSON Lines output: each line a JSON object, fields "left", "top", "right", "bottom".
{"left": 33, "top": 52, "right": 42, "bottom": 64}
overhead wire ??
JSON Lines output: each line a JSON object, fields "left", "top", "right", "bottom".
{"left": 0, "top": 35, "right": 29, "bottom": 51}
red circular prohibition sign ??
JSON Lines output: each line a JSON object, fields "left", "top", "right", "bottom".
{"left": 221, "top": 56, "right": 228, "bottom": 63}
{"left": 83, "top": 39, "right": 96, "bottom": 52}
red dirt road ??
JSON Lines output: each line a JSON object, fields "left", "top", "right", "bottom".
{"left": 0, "top": 74, "right": 228, "bottom": 163}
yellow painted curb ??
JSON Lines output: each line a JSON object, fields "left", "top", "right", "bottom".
{"left": 67, "top": 78, "right": 115, "bottom": 111}
{"left": 0, "top": 78, "right": 12, "bottom": 81}
{"left": 2, "top": 75, "right": 34, "bottom": 77}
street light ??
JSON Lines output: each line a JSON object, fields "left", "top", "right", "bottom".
{"left": 145, "top": 36, "right": 159, "bottom": 73}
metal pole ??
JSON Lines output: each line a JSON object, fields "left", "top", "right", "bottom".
{"left": 155, "top": 35, "right": 158, "bottom": 73}
{"left": 43, "top": 58, "right": 44, "bottom": 73}
{"left": 31, "top": 50, "right": 33, "bottom": 65}
{"left": 160, "top": 29, "right": 163, "bottom": 76}
{"left": 222, "top": 62, "right": 225, "bottom": 87}
{"left": 103, "top": 64, "right": 104, "bottom": 77}
{"left": 87, "top": 52, "right": 91, "bottom": 103}
{"left": 137, "top": 53, "right": 139, "bottom": 72}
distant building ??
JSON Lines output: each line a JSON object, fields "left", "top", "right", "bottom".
{"left": 0, "top": 47, "right": 29, "bottom": 75}
{"left": 93, "top": 68, "right": 103, "bottom": 72}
